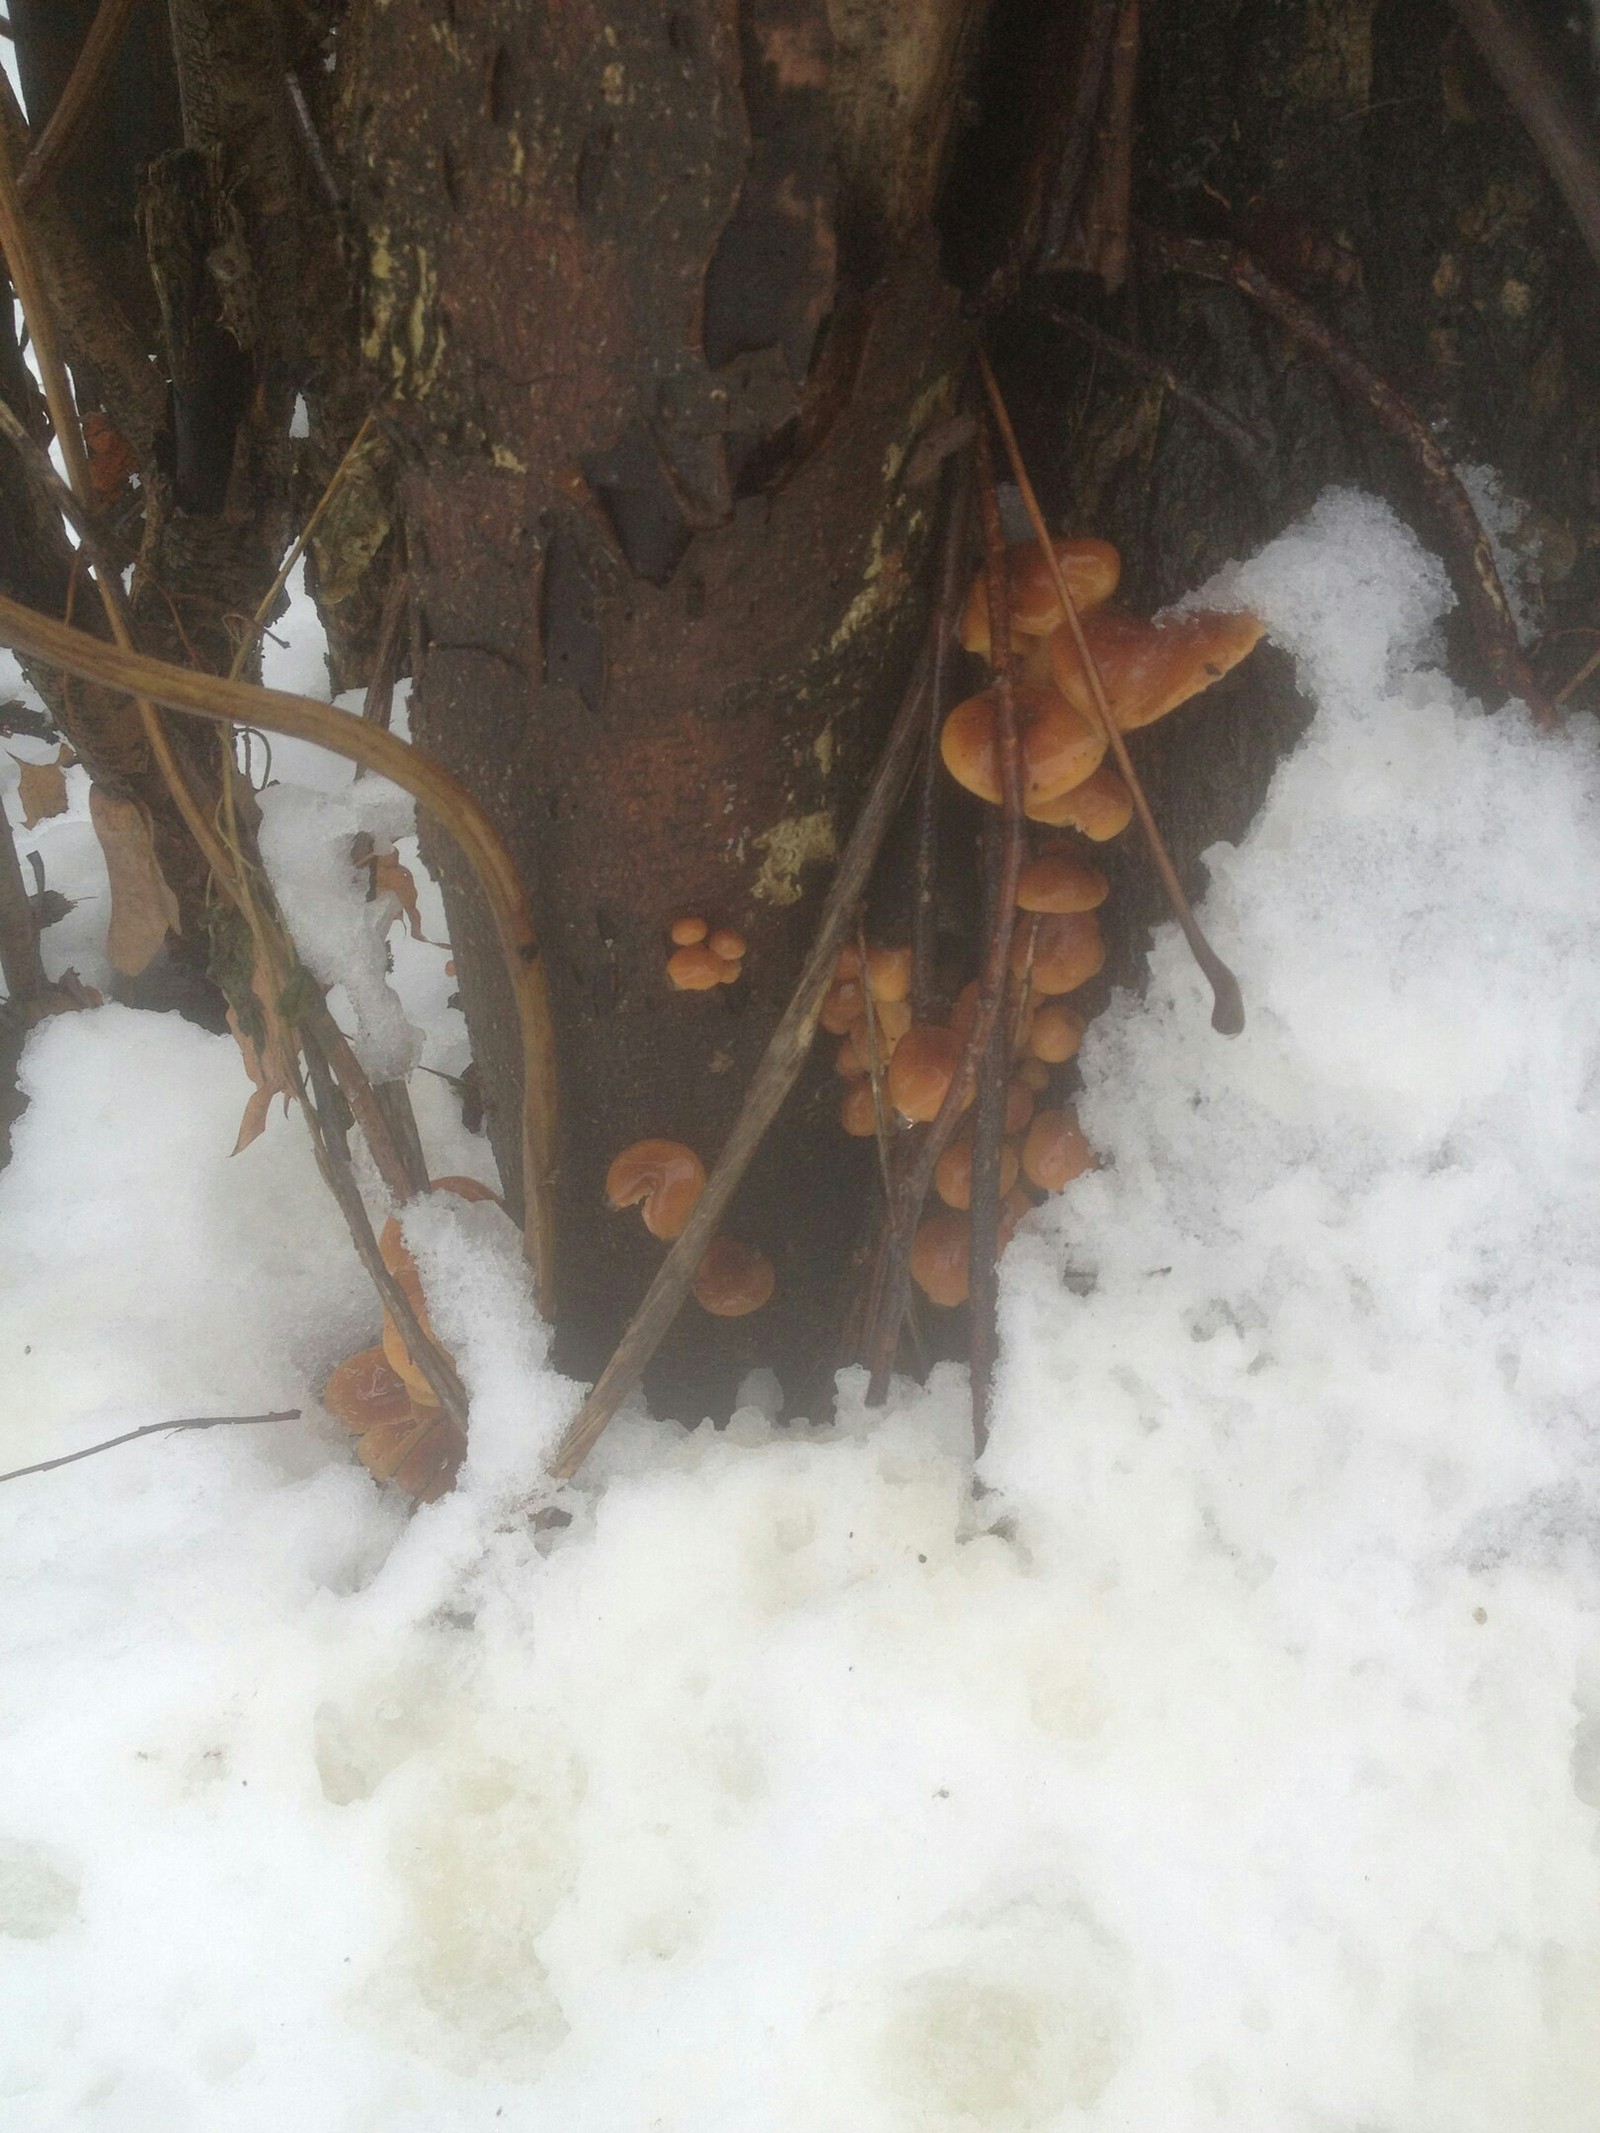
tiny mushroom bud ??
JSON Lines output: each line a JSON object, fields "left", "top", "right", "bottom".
{"left": 934, "top": 1133, "right": 1019, "bottom": 1211}
{"left": 1025, "top": 763, "right": 1134, "bottom": 838}
{"left": 840, "top": 1079, "right": 879, "bottom": 1137}
{"left": 709, "top": 927, "right": 747, "bottom": 963}
{"left": 668, "top": 942, "right": 735, "bottom": 990}
{"left": 942, "top": 681, "right": 1105, "bottom": 810}
{"left": 1048, "top": 608, "right": 1266, "bottom": 733}
{"left": 606, "top": 1137, "right": 707, "bottom": 1240}
{"left": 1028, "top": 1001, "right": 1086, "bottom": 1064}
{"left": 960, "top": 537, "right": 1121, "bottom": 660}
{"left": 887, "top": 1025, "right": 968, "bottom": 1123}
{"left": 1012, "top": 911, "right": 1105, "bottom": 996}
{"left": 670, "top": 915, "right": 708, "bottom": 946}
{"left": 1022, "top": 1107, "right": 1095, "bottom": 1192}
{"left": 864, "top": 943, "right": 913, "bottom": 1002}
{"left": 910, "top": 1208, "right": 970, "bottom": 1306}
{"left": 1016, "top": 850, "right": 1109, "bottom": 913}
{"left": 693, "top": 1236, "right": 775, "bottom": 1316}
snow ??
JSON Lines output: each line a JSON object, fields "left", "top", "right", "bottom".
{"left": 3, "top": 492, "right": 1599, "bottom": 2128}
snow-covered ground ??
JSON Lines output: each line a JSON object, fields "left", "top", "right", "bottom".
{"left": 1, "top": 493, "right": 1597, "bottom": 2129}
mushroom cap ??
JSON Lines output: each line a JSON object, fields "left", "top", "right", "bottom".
{"left": 836, "top": 996, "right": 911, "bottom": 1077}
{"left": 887, "top": 1024, "right": 968, "bottom": 1122}
{"left": 1016, "top": 850, "right": 1109, "bottom": 913}
{"left": 667, "top": 942, "right": 736, "bottom": 990}
{"left": 357, "top": 1406, "right": 465, "bottom": 1502}
{"left": 1013, "top": 911, "right": 1106, "bottom": 996}
{"left": 692, "top": 1236, "right": 775, "bottom": 1316}
{"left": 934, "top": 1134, "right": 1019, "bottom": 1211}
{"left": 1025, "top": 763, "right": 1133, "bottom": 839}
{"left": 670, "top": 915, "right": 708, "bottom": 946}
{"left": 605, "top": 1137, "right": 707, "bottom": 1240}
{"left": 840, "top": 1079, "right": 879, "bottom": 1137}
{"left": 709, "top": 927, "right": 747, "bottom": 962}
{"left": 1027, "top": 1001, "right": 1085, "bottom": 1064}
{"left": 1017, "top": 1055, "right": 1052, "bottom": 1091}
{"left": 321, "top": 1343, "right": 415, "bottom": 1434}
{"left": 941, "top": 681, "right": 1106, "bottom": 809}
{"left": 1022, "top": 1107, "right": 1095, "bottom": 1192}
{"left": 1048, "top": 608, "right": 1265, "bottom": 733}
{"left": 864, "top": 943, "right": 912, "bottom": 1003}
{"left": 910, "top": 1209, "right": 970, "bottom": 1306}
{"left": 820, "top": 975, "right": 866, "bottom": 1035}
{"left": 960, "top": 536, "right": 1121, "bottom": 659}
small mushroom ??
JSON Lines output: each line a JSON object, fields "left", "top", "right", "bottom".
{"left": 1016, "top": 850, "right": 1109, "bottom": 913}
{"left": 1048, "top": 609, "right": 1265, "bottom": 733}
{"left": 820, "top": 974, "right": 866, "bottom": 1035}
{"left": 668, "top": 942, "right": 736, "bottom": 990}
{"left": 692, "top": 1236, "right": 775, "bottom": 1316}
{"left": 322, "top": 1343, "right": 465, "bottom": 1502}
{"left": 941, "top": 681, "right": 1106, "bottom": 811}
{"left": 840, "top": 1079, "right": 879, "bottom": 1137}
{"left": 709, "top": 927, "right": 747, "bottom": 963}
{"left": 934, "top": 1134, "right": 1019, "bottom": 1211}
{"left": 1017, "top": 1055, "right": 1052, "bottom": 1091}
{"left": 1021, "top": 1107, "right": 1095, "bottom": 1192}
{"left": 1025, "top": 763, "right": 1134, "bottom": 838}
{"left": 670, "top": 915, "right": 709, "bottom": 946}
{"left": 910, "top": 1208, "right": 970, "bottom": 1306}
{"left": 605, "top": 1137, "right": 707, "bottom": 1239}
{"left": 887, "top": 1025, "right": 968, "bottom": 1123}
{"left": 960, "top": 537, "right": 1121, "bottom": 660}
{"left": 837, "top": 998, "right": 911, "bottom": 1075}
{"left": 864, "top": 944, "right": 913, "bottom": 1003}
{"left": 1027, "top": 1002, "right": 1085, "bottom": 1064}
{"left": 1011, "top": 911, "right": 1105, "bottom": 997}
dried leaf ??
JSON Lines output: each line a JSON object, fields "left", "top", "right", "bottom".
{"left": 88, "top": 785, "right": 181, "bottom": 975}
{"left": 225, "top": 962, "right": 299, "bottom": 1153}
{"left": 370, "top": 848, "right": 426, "bottom": 940}
{"left": 12, "top": 749, "right": 68, "bottom": 829}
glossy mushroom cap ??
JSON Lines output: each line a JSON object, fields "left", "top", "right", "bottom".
{"left": 1027, "top": 1002, "right": 1085, "bottom": 1064}
{"left": 670, "top": 915, "right": 708, "bottom": 946}
{"left": 1026, "top": 763, "right": 1133, "bottom": 839}
{"left": 377, "top": 1176, "right": 499, "bottom": 1406}
{"left": 959, "top": 536, "right": 1121, "bottom": 659}
{"left": 1012, "top": 911, "right": 1105, "bottom": 996}
{"left": 1022, "top": 1107, "right": 1095, "bottom": 1192}
{"left": 935, "top": 1135, "right": 1020, "bottom": 1212}
{"left": 709, "top": 927, "right": 747, "bottom": 963}
{"left": 668, "top": 942, "right": 739, "bottom": 989}
{"left": 692, "top": 1236, "right": 775, "bottom": 1316}
{"left": 605, "top": 1137, "right": 707, "bottom": 1240}
{"left": 910, "top": 1208, "right": 970, "bottom": 1306}
{"left": 864, "top": 943, "right": 913, "bottom": 1003}
{"left": 887, "top": 1025, "right": 968, "bottom": 1122}
{"left": 941, "top": 681, "right": 1106, "bottom": 810}
{"left": 1016, "top": 850, "right": 1109, "bottom": 913}
{"left": 1048, "top": 608, "right": 1265, "bottom": 733}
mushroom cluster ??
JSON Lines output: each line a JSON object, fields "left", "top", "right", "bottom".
{"left": 667, "top": 916, "right": 747, "bottom": 990}
{"left": 605, "top": 1135, "right": 773, "bottom": 1316}
{"left": 820, "top": 534, "right": 1263, "bottom": 1312}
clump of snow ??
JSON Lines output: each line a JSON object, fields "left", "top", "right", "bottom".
{"left": 2, "top": 490, "right": 1598, "bottom": 2128}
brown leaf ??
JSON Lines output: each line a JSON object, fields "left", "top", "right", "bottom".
{"left": 88, "top": 785, "right": 181, "bottom": 976}
{"left": 13, "top": 750, "right": 68, "bottom": 830}
{"left": 370, "top": 848, "right": 426, "bottom": 941}
{"left": 225, "top": 961, "right": 299, "bottom": 1153}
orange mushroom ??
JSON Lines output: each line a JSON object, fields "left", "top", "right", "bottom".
{"left": 1017, "top": 1055, "right": 1052, "bottom": 1092}
{"left": 1027, "top": 1002, "right": 1085, "bottom": 1064}
{"left": 836, "top": 998, "right": 911, "bottom": 1075}
{"left": 840, "top": 1079, "right": 879, "bottom": 1137}
{"left": 941, "top": 681, "right": 1105, "bottom": 811}
{"left": 605, "top": 1138, "right": 707, "bottom": 1240}
{"left": 670, "top": 916, "right": 709, "bottom": 946}
{"left": 1012, "top": 911, "right": 1105, "bottom": 996}
{"left": 378, "top": 1175, "right": 499, "bottom": 1405}
{"left": 692, "top": 1236, "right": 775, "bottom": 1316}
{"left": 1025, "top": 763, "right": 1134, "bottom": 838}
{"left": 887, "top": 1025, "right": 969, "bottom": 1123}
{"left": 820, "top": 975, "right": 866, "bottom": 1035}
{"left": 934, "top": 1135, "right": 1019, "bottom": 1212}
{"left": 864, "top": 943, "right": 913, "bottom": 1003}
{"left": 960, "top": 536, "right": 1121, "bottom": 660}
{"left": 1021, "top": 1107, "right": 1095, "bottom": 1192}
{"left": 910, "top": 1208, "right": 970, "bottom": 1306}
{"left": 321, "top": 1345, "right": 465, "bottom": 1502}
{"left": 1048, "top": 608, "right": 1265, "bottom": 733}
{"left": 709, "top": 927, "right": 747, "bottom": 963}
{"left": 668, "top": 942, "right": 737, "bottom": 990}
{"left": 1016, "top": 850, "right": 1109, "bottom": 913}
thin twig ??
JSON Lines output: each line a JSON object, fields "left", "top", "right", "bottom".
{"left": 1036, "top": 0, "right": 1123, "bottom": 271}
{"left": 17, "top": 0, "right": 141, "bottom": 205}
{"left": 1142, "top": 228, "right": 1554, "bottom": 729}
{"left": 1445, "top": 0, "right": 1600, "bottom": 278}
{"left": 0, "top": 587, "right": 560, "bottom": 1311}
{"left": 547, "top": 638, "right": 937, "bottom": 1482}
{"left": 1038, "top": 304, "right": 1271, "bottom": 468}
{"left": 911, "top": 446, "right": 974, "bottom": 1023}
{"left": 227, "top": 415, "right": 378, "bottom": 686}
{"left": 864, "top": 415, "right": 1025, "bottom": 1404}
{"left": 282, "top": 70, "right": 345, "bottom": 215}
{"left": 977, "top": 347, "right": 1247, "bottom": 1033}
{"left": 0, "top": 1411, "right": 299, "bottom": 1486}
